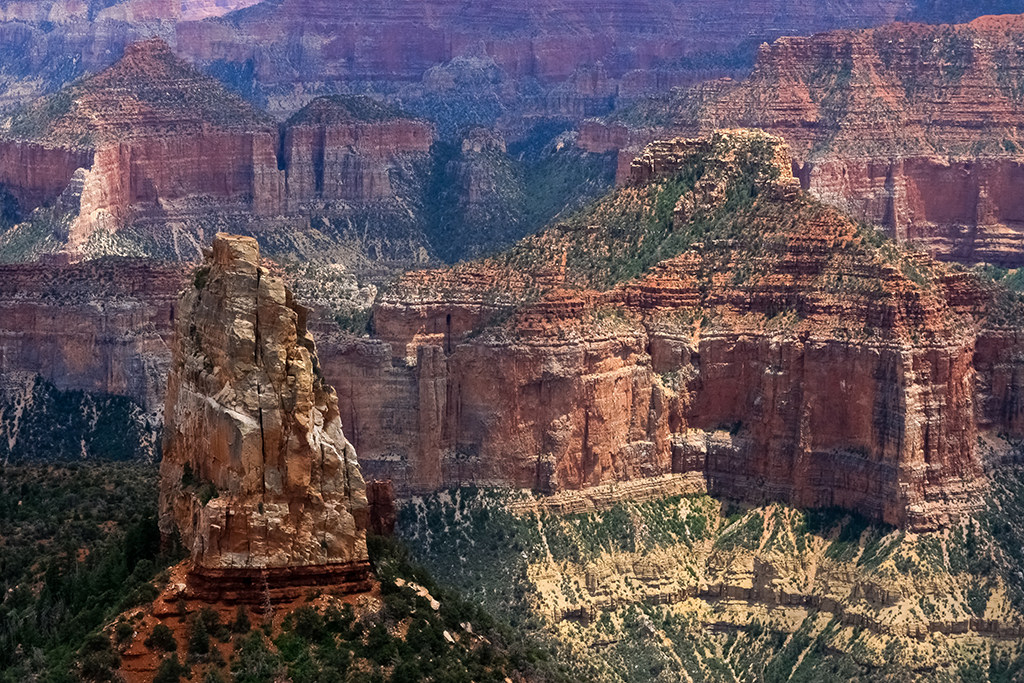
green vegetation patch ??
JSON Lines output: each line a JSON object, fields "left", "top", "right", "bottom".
{"left": 0, "top": 374, "right": 160, "bottom": 464}
{"left": 0, "top": 462, "right": 181, "bottom": 682}
{"left": 215, "top": 535, "right": 571, "bottom": 683}
{"left": 285, "top": 95, "right": 416, "bottom": 126}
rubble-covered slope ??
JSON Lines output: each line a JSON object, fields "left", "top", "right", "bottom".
{"left": 398, "top": 476, "right": 1024, "bottom": 683}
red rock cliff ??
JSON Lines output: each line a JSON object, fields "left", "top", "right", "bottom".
{"left": 0, "top": 38, "right": 284, "bottom": 253}
{"left": 0, "top": 44, "right": 436, "bottom": 260}
{"left": 581, "top": 15, "right": 1024, "bottom": 266}
{"left": 169, "top": 0, "right": 932, "bottom": 117}
{"left": 0, "top": 256, "right": 184, "bottom": 410}
{"left": 282, "top": 96, "right": 434, "bottom": 209}
{"left": 321, "top": 131, "right": 1017, "bottom": 531}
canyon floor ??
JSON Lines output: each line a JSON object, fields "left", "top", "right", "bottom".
{"left": 5, "top": 460, "right": 1024, "bottom": 683}
{"left": 398, "top": 470, "right": 1024, "bottom": 683}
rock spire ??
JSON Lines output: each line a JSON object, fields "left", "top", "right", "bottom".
{"left": 158, "top": 233, "right": 370, "bottom": 599}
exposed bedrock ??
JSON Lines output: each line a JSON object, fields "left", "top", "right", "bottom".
{"left": 158, "top": 233, "right": 371, "bottom": 598}
{"left": 320, "top": 132, "right": 1024, "bottom": 531}
{"left": 578, "top": 15, "right": 1024, "bottom": 266}
{"left": 0, "top": 256, "right": 183, "bottom": 409}
{"left": 0, "top": 40, "right": 436, "bottom": 260}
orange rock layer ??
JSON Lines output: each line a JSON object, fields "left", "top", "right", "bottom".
{"left": 159, "top": 234, "right": 370, "bottom": 597}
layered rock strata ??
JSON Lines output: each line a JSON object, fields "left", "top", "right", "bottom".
{"left": 321, "top": 131, "right": 1021, "bottom": 531}
{"left": 0, "top": 41, "right": 435, "bottom": 262}
{"left": 579, "top": 14, "right": 1024, "bottom": 266}
{"left": 282, "top": 96, "right": 433, "bottom": 209}
{"left": 0, "top": 256, "right": 183, "bottom": 409}
{"left": 0, "top": 0, "right": 1007, "bottom": 123}
{"left": 0, "top": 38, "right": 282, "bottom": 253}
{"left": 163, "top": 0, "right": 1018, "bottom": 119}
{"left": 158, "top": 233, "right": 370, "bottom": 600}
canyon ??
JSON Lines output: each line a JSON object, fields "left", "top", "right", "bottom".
{"left": 0, "top": 0, "right": 1005, "bottom": 124}
{"left": 0, "top": 37, "right": 617, "bottom": 264}
{"left": 5, "top": 4, "right": 1024, "bottom": 682}
{"left": 3, "top": 129, "right": 1023, "bottom": 535}
{"left": 579, "top": 14, "right": 1024, "bottom": 267}
{"left": 15, "top": 15, "right": 1024, "bottom": 269}
{"left": 322, "top": 131, "right": 1024, "bottom": 532}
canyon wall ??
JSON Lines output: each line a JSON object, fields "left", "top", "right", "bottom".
{"left": 320, "top": 132, "right": 1024, "bottom": 531}
{"left": 281, "top": 97, "right": 434, "bottom": 210}
{"left": 2, "top": 127, "right": 1021, "bottom": 536}
{"left": 0, "top": 41, "right": 437, "bottom": 261}
{"left": 0, "top": 256, "right": 183, "bottom": 463}
{"left": 0, "top": 142, "right": 92, "bottom": 219}
{"left": 326, "top": 273, "right": 1000, "bottom": 531}
{"left": 0, "top": 256, "right": 183, "bottom": 408}
{"left": 581, "top": 15, "right": 1024, "bottom": 266}
{"left": 0, "top": 0, "right": 1003, "bottom": 122}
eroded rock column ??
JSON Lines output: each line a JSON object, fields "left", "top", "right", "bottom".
{"left": 159, "top": 233, "right": 370, "bottom": 600}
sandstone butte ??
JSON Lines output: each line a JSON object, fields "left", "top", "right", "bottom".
{"left": 0, "top": 38, "right": 434, "bottom": 261}
{"left": 318, "top": 129, "right": 1024, "bottom": 533}
{"left": 578, "top": 14, "right": 1024, "bottom": 268}
{"left": 158, "top": 233, "right": 371, "bottom": 601}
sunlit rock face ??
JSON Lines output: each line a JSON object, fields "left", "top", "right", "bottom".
{"left": 158, "top": 233, "right": 371, "bottom": 599}
{"left": 578, "top": 15, "right": 1024, "bottom": 267}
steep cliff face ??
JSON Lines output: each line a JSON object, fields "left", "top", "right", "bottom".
{"left": 0, "top": 256, "right": 183, "bottom": 463}
{"left": 0, "top": 0, "right": 999, "bottom": 129}
{"left": 167, "top": 0, "right": 999, "bottom": 121}
{"left": 0, "top": 38, "right": 284, "bottom": 257}
{"left": 0, "top": 43, "right": 443, "bottom": 262}
{"left": 582, "top": 14, "right": 1024, "bottom": 267}
{"left": 322, "top": 131, "right": 1022, "bottom": 531}
{"left": 0, "top": 41, "right": 617, "bottom": 264}
{"left": 158, "top": 233, "right": 370, "bottom": 598}
{"left": 0, "top": 256, "right": 183, "bottom": 408}
{"left": 276, "top": 95, "right": 437, "bottom": 261}
{"left": 282, "top": 96, "right": 434, "bottom": 209}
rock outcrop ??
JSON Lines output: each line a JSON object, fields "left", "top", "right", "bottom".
{"left": 158, "top": 233, "right": 371, "bottom": 600}
{"left": 321, "top": 131, "right": 1021, "bottom": 531}
{"left": 282, "top": 96, "right": 433, "bottom": 209}
{"left": 580, "top": 14, "right": 1024, "bottom": 266}
{"left": 0, "top": 38, "right": 282, "bottom": 256}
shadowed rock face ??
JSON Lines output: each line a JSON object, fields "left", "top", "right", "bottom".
{"left": 158, "top": 233, "right": 370, "bottom": 597}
